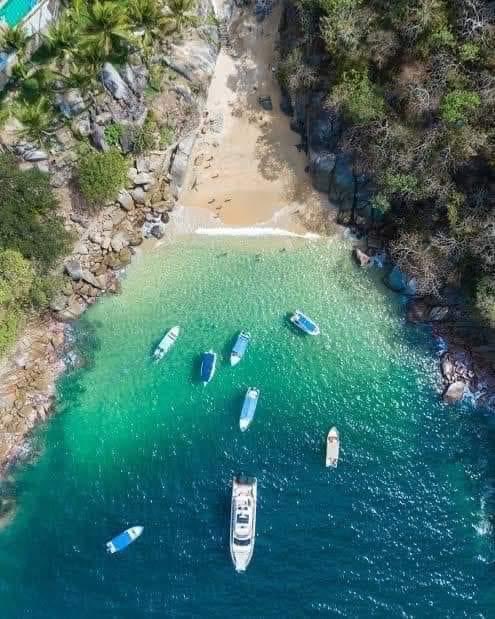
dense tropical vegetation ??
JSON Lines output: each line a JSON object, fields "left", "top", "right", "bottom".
{"left": 0, "top": 155, "right": 71, "bottom": 353}
{"left": 0, "top": 0, "right": 199, "bottom": 353}
{"left": 282, "top": 0, "right": 495, "bottom": 323}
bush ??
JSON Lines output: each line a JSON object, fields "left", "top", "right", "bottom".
{"left": 332, "top": 69, "right": 385, "bottom": 123}
{"left": 133, "top": 112, "right": 158, "bottom": 154}
{"left": 0, "top": 155, "right": 71, "bottom": 267}
{"left": 476, "top": 278, "right": 495, "bottom": 327}
{"left": 104, "top": 123, "right": 123, "bottom": 147}
{"left": 439, "top": 90, "right": 481, "bottom": 124}
{"left": 29, "top": 274, "right": 64, "bottom": 309}
{"left": 0, "top": 249, "right": 33, "bottom": 306}
{"left": 0, "top": 309, "right": 22, "bottom": 356}
{"left": 77, "top": 149, "right": 127, "bottom": 206}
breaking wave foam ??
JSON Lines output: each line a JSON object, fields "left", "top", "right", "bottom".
{"left": 194, "top": 226, "right": 320, "bottom": 239}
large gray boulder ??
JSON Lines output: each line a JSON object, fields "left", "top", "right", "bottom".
{"left": 169, "top": 133, "right": 195, "bottom": 191}
{"left": 64, "top": 260, "right": 83, "bottom": 280}
{"left": 101, "top": 62, "right": 131, "bottom": 100}
{"left": 120, "top": 63, "right": 148, "bottom": 95}
{"left": 56, "top": 89, "right": 86, "bottom": 118}
{"left": 310, "top": 152, "right": 336, "bottom": 193}
{"left": 164, "top": 36, "right": 217, "bottom": 85}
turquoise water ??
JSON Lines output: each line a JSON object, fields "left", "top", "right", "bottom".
{"left": 0, "top": 0, "right": 36, "bottom": 28}
{"left": 1, "top": 237, "right": 494, "bottom": 617}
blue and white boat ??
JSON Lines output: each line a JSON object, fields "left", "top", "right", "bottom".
{"left": 230, "top": 331, "right": 251, "bottom": 366}
{"left": 239, "top": 387, "right": 259, "bottom": 431}
{"left": 153, "top": 325, "right": 180, "bottom": 361}
{"left": 200, "top": 350, "right": 217, "bottom": 384}
{"left": 106, "top": 526, "right": 143, "bottom": 554}
{"left": 290, "top": 310, "right": 320, "bottom": 335}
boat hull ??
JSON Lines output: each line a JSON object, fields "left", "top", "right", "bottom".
{"left": 230, "top": 331, "right": 251, "bottom": 367}
{"left": 200, "top": 351, "right": 217, "bottom": 384}
{"left": 326, "top": 427, "right": 340, "bottom": 468}
{"left": 239, "top": 388, "right": 259, "bottom": 431}
{"left": 106, "top": 526, "right": 144, "bottom": 554}
{"left": 230, "top": 476, "right": 257, "bottom": 572}
{"left": 290, "top": 310, "right": 320, "bottom": 336}
{"left": 153, "top": 326, "right": 180, "bottom": 361}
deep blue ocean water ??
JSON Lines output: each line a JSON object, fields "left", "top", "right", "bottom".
{"left": 0, "top": 237, "right": 494, "bottom": 617}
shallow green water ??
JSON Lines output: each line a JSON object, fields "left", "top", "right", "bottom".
{"left": 0, "top": 237, "right": 494, "bottom": 617}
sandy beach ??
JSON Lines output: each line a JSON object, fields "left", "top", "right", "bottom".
{"left": 180, "top": 3, "right": 326, "bottom": 231}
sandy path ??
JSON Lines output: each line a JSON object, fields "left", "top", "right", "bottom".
{"left": 179, "top": 2, "right": 325, "bottom": 230}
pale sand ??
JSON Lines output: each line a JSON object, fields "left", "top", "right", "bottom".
{"left": 180, "top": 3, "right": 327, "bottom": 232}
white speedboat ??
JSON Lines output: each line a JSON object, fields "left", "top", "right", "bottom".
{"left": 326, "top": 427, "right": 340, "bottom": 468}
{"left": 153, "top": 326, "right": 180, "bottom": 361}
{"left": 239, "top": 387, "right": 259, "bottom": 431}
{"left": 290, "top": 310, "right": 320, "bottom": 335}
{"left": 230, "top": 331, "right": 251, "bottom": 366}
{"left": 230, "top": 476, "right": 257, "bottom": 572}
{"left": 200, "top": 350, "right": 217, "bottom": 384}
{"left": 106, "top": 526, "right": 144, "bottom": 554}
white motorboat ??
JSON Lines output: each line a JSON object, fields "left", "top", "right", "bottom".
{"left": 230, "top": 476, "right": 257, "bottom": 572}
{"left": 290, "top": 310, "right": 320, "bottom": 335}
{"left": 230, "top": 331, "right": 251, "bottom": 366}
{"left": 239, "top": 387, "right": 259, "bottom": 431}
{"left": 326, "top": 426, "right": 340, "bottom": 468}
{"left": 153, "top": 326, "right": 180, "bottom": 361}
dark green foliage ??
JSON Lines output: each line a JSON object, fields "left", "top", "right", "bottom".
{"left": 0, "top": 155, "right": 71, "bottom": 268}
{"left": 104, "top": 122, "right": 124, "bottom": 147}
{"left": 132, "top": 112, "right": 158, "bottom": 153}
{"left": 77, "top": 148, "right": 127, "bottom": 205}
{"left": 287, "top": 0, "right": 495, "bottom": 299}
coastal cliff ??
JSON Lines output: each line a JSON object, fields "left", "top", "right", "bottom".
{"left": 275, "top": 0, "right": 495, "bottom": 408}
{"left": 0, "top": 0, "right": 228, "bottom": 473}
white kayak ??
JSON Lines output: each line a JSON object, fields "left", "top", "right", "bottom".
{"left": 326, "top": 427, "right": 340, "bottom": 468}
{"left": 153, "top": 326, "right": 180, "bottom": 361}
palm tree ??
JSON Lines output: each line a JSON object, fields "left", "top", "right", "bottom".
{"left": 81, "top": 0, "right": 134, "bottom": 59}
{"left": 127, "top": 0, "right": 165, "bottom": 29}
{"left": 165, "top": 0, "right": 197, "bottom": 33}
{"left": 0, "top": 24, "right": 29, "bottom": 55}
{"left": 15, "top": 98, "right": 54, "bottom": 143}
{"left": 43, "top": 15, "right": 80, "bottom": 62}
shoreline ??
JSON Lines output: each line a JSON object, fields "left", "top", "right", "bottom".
{"left": 0, "top": 0, "right": 489, "bottom": 481}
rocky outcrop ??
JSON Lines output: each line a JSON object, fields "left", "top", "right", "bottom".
{"left": 0, "top": 0, "right": 222, "bottom": 477}
{"left": 101, "top": 62, "right": 131, "bottom": 101}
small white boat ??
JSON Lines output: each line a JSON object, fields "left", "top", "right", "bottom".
{"left": 239, "top": 387, "right": 259, "bottom": 431}
{"left": 106, "top": 526, "right": 144, "bottom": 554}
{"left": 290, "top": 310, "right": 320, "bottom": 335}
{"left": 153, "top": 326, "right": 180, "bottom": 361}
{"left": 230, "top": 331, "right": 251, "bottom": 366}
{"left": 200, "top": 350, "right": 217, "bottom": 384}
{"left": 230, "top": 476, "right": 257, "bottom": 572}
{"left": 326, "top": 427, "right": 340, "bottom": 468}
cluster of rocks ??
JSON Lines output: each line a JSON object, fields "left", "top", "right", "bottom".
{"left": 0, "top": 321, "right": 65, "bottom": 469}
{"left": 441, "top": 351, "right": 475, "bottom": 403}
{"left": 55, "top": 159, "right": 176, "bottom": 320}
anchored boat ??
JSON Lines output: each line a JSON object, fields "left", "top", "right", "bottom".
{"left": 290, "top": 310, "right": 320, "bottom": 335}
{"left": 326, "top": 427, "right": 340, "bottom": 468}
{"left": 230, "top": 331, "right": 251, "bottom": 366}
{"left": 230, "top": 476, "right": 257, "bottom": 572}
{"left": 200, "top": 350, "right": 217, "bottom": 384}
{"left": 106, "top": 526, "right": 143, "bottom": 554}
{"left": 239, "top": 387, "right": 259, "bottom": 431}
{"left": 153, "top": 326, "right": 180, "bottom": 361}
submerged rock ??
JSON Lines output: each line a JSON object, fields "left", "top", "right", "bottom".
{"left": 352, "top": 248, "right": 371, "bottom": 268}
{"left": 386, "top": 266, "right": 417, "bottom": 295}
